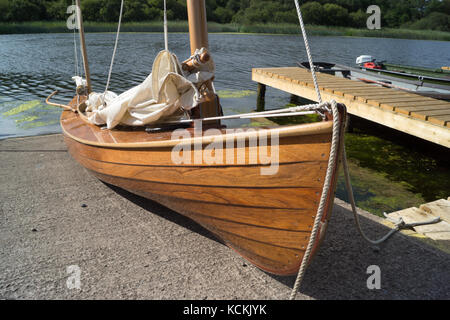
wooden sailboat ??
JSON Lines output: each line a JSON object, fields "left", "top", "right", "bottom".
{"left": 53, "top": 0, "right": 347, "bottom": 276}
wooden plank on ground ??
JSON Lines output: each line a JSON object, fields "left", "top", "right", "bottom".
{"left": 388, "top": 207, "right": 450, "bottom": 241}
{"left": 420, "top": 199, "right": 450, "bottom": 224}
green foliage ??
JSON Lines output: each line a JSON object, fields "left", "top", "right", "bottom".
{"left": 407, "top": 12, "right": 450, "bottom": 31}
{"left": 0, "top": 0, "right": 10, "bottom": 22}
{"left": 81, "top": 0, "right": 103, "bottom": 22}
{"left": 3, "top": 0, "right": 43, "bottom": 21}
{"left": 214, "top": 6, "right": 234, "bottom": 24}
{"left": 350, "top": 10, "right": 367, "bottom": 28}
{"left": 45, "top": 0, "right": 72, "bottom": 21}
{"left": 300, "top": 2, "right": 325, "bottom": 25}
{"left": 123, "top": 0, "right": 148, "bottom": 22}
{"left": 0, "top": 0, "right": 449, "bottom": 33}
{"left": 323, "top": 3, "right": 349, "bottom": 26}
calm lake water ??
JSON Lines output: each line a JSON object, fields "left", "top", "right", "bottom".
{"left": 0, "top": 32, "right": 449, "bottom": 214}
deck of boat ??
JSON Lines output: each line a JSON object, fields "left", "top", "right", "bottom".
{"left": 252, "top": 67, "right": 450, "bottom": 148}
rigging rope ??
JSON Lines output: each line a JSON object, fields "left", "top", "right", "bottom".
{"left": 73, "top": 26, "right": 79, "bottom": 78}
{"left": 164, "top": 0, "right": 169, "bottom": 51}
{"left": 102, "top": 0, "right": 124, "bottom": 104}
{"left": 294, "top": 0, "right": 322, "bottom": 104}
{"left": 72, "top": 0, "right": 81, "bottom": 78}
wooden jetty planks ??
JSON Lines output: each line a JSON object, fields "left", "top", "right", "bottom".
{"left": 380, "top": 100, "right": 450, "bottom": 112}
{"left": 428, "top": 114, "right": 450, "bottom": 127}
{"left": 394, "top": 105, "right": 450, "bottom": 119}
{"left": 365, "top": 96, "right": 436, "bottom": 107}
{"left": 252, "top": 67, "right": 450, "bottom": 147}
{"left": 411, "top": 108, "right": 450, "bottom": 121}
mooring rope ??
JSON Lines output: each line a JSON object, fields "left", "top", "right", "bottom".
{"left": 289, "top": 100, "right": 341, "bottom": 300}
{"left": 289, "top": 0, "right": 440, "bottom": 300}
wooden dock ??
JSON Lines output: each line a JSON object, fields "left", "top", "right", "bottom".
{"left": 252, "top": 67, "right": 450, "bottom": 148}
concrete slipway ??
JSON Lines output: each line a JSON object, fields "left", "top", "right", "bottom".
{"left": 0, "top": 134, "right": 449, "bottom": 300}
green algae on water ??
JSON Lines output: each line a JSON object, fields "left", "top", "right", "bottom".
{"left": 217, "top": 90, "right": 255, "bottom": 99}
{"left": 15, "top": 115, "right": 39, "bottom": 123}
{"left": 344, "top": 130, "right": 450, "bottom": 203}
{"left": 2, "top": 100, "right": 41, "bottom": 116}
{"left": 336, "top": 160, "right": 425, "bottom": 217}
{"left": 20, "top": 120, "right": 59, "bottom": 129}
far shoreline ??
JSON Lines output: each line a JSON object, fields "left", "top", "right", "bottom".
{"left": 1, "top": 21, "right": 449, "bottom": 42}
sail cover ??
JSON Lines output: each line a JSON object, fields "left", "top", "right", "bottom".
{"left": 82, "top": 49, "right": 214, "bottom": 129}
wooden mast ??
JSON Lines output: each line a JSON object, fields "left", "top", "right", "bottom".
{"left": 186, "top": 0, "right": 221, "bottom": 122}
{"left": 186, "top": 0, "right": 209, "bottom": 54}
{"left": 75, "top": 0, "right": 92, "bottom": 94}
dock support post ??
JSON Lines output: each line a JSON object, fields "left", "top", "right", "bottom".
{"left": 290, "top": 95, "right": 317, "bottom": 106}
{"left": 345, "top": 114, "right": 353, "bottom": 133}
{"left": 290, "top": 94, "right": 301, "bottom": 105}
{"left": 257, "top": 83, "right": 266, "bottom": 112}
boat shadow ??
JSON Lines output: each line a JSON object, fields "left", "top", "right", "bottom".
{"left": 103, "top": 182, "right": 225, "bottom": 245}
{"left": 104, "top": 182, "right": 450, "bottom": 299}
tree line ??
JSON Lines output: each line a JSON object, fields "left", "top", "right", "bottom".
{"left": 1, "top": 0, "right": 449, "bottom": 31}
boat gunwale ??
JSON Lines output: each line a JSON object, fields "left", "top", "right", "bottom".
{"left": 61, "top": 111, "right": 334, "bottom": 149}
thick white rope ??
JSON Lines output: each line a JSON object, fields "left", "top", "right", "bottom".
{"left": 294, "top": 0, "right": 322, "bottom": 104}
{"left": 289, "top": 0, "right": 441, "bottom": 300}
{"left": 102, "top": 0, "right": 124, "bottom": 103}
{"left": 289, "top": 101, "right": 341, "bottom": 300}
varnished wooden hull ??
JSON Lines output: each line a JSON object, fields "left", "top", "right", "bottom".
{"left": 61, "top": 106, "right": 345, "bottom": 276}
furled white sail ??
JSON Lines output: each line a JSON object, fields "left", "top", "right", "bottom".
{"left": 82, "top": 48, "right": 214, "bottom": 129}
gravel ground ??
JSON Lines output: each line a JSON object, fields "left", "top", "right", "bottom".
{"left": 1, "top": 134, "right": 449, "bottom": 300}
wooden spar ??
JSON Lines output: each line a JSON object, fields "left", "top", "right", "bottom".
{"left": 186, "top": 0, "right": 222, "bottom": 121}
{"left": 75, "top": 0, "right": 92, "bottom": 94}
{"left": 186, "top": 0, "right": 209, "bottom": 54}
